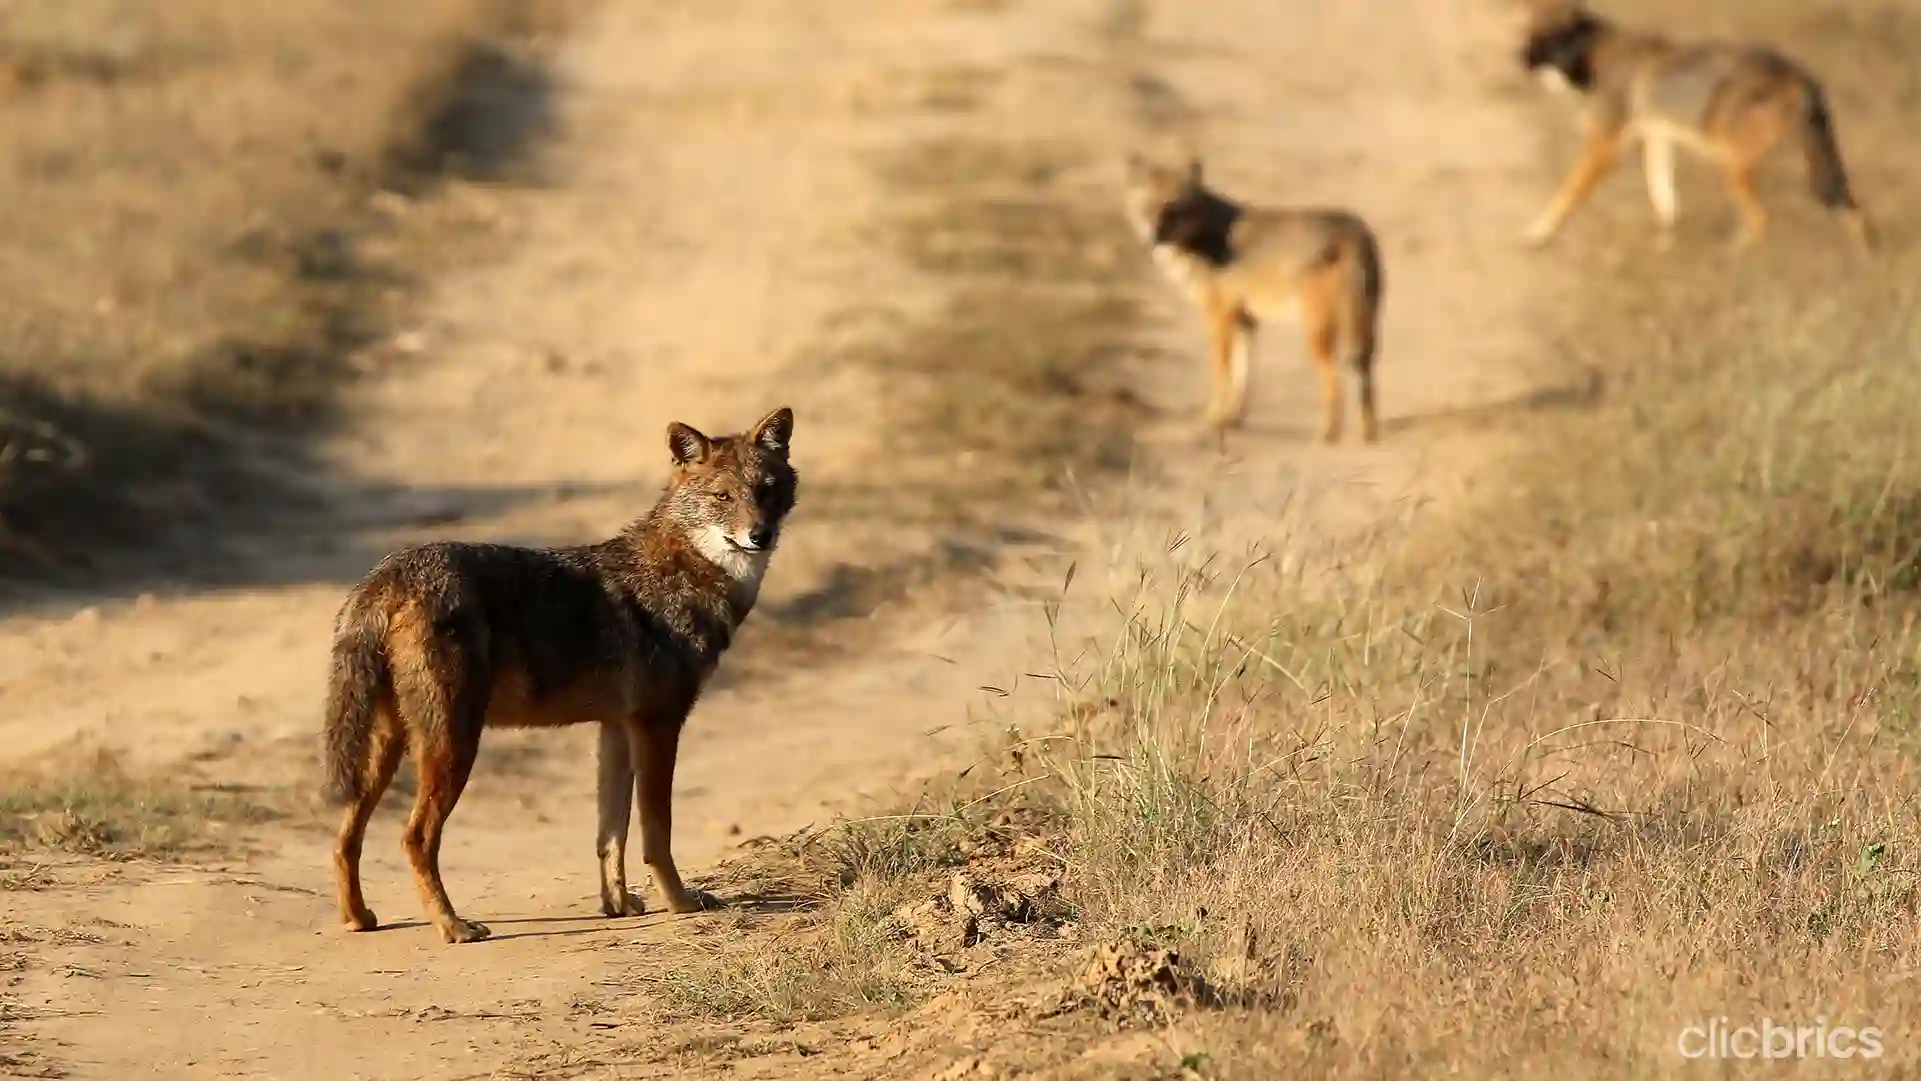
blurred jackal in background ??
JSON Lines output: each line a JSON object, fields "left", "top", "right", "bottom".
{"left": 1124, "top": 155, "right": 1384, "bottom": 443}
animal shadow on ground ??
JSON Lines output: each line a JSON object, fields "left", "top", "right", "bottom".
{"left": 374, "top": 892, "right": 811, "bottom": 944}
{"left": 1378, "top": 368, "right": 1606, "bottom": 437}
{"left": 1135, "top": 371, "right": 1604, "bottom": 448}
{"left": 354, "top": 914, "right": 656, "bottom": 945}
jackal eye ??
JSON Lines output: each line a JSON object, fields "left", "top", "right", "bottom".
{"left": 714, "top": 490, "right": 733, "bottom": 503}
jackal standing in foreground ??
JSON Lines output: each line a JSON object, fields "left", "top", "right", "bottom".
{"left": 1519, "top": 0, "right": 1874, "bottom": 251}
{"left": 323, "top": 407, "right": 797, "bottom": 944}
{"left": 1123, "top": 154, "right": 1384, "bottom": 443}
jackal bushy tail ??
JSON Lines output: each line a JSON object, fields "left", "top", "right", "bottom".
{"left": 1800, "top": 80, "right": 1856, "bottom": 213}
{"left": 1343, "top": 225, "right": 1384, "bottom": 373}
{"left": 322, "top": 603, "right": 390, "bottom": 806}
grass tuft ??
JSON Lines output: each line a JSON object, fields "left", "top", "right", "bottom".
{"left": 0, "top": 750, "right": 277, "bottom": 862}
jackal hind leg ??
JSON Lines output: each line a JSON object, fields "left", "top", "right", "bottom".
{"left": 1643, "top": 136, "right": 1678, "bottom": 249}
{"left": 333, "top": 724, "right": 403, "bottom": 933}
{"left": 1352, "top": 322, "right": 1379, "bottom": 445}
{"left": 1202, "top": 301, "right": 1249, "bottom": 431}
{"left": 1305, "top": 296, "right": 1344, "bottom": 444}
{"left": 1725, "top": 161, "right": 1769, "bottom": 249}
{"left": 1222, "top": 312, "right": 1255, "bottom": 427}
{"left": 399, "top": 663, "right": 490, "bottom": 944}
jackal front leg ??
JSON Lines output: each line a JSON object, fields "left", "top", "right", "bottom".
{"left": 1203, "top": 301, "right": 1249, "bottom": 430}
{"left": 1525, "top": 124, "right": 1624, "bottom": 247}
{"left": 633, "top": 717, "right": 720, "bottom": 914}
{"left": 596, "top": 721, "right": 646, "bottom": 917}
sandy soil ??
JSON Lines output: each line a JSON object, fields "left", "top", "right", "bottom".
{"left": 0, "top": 0, "right": 1567, "bottom": 1075}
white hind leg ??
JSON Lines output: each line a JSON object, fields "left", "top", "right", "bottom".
{"left": 1202, "top": 303, "right": 1252, "bottom": 431}
{"left": 1643, "top": 136, "right": 1678, "bottom": 249}
{"left": 1224, "top": 319, "right": 1253, "bottom": 425}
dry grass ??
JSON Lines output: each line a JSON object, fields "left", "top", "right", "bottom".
{"left": 695, "top": 1, "right": 1921, "bottom": 1074}
{"left": 639, "top": 906, "right": 919, "bottom": 1024}
{"left": 635, "top": 816, "right": 984, "bottom": 1024}
{"left": 0, "top": 749, "right": 276, "bottom": 863}
{"left": 1011, "top": 530, "right": 1919, "bottom": 1075}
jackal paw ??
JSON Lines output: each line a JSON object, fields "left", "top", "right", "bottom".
{"left": 1655, "top": 229, "right": 1677, "bottom": 252}
{"left": 1521, "top": 221, "right": 1557, "bottom": 248}
{"left": 602, "top": 891, "right": 647, "bottom": 918}
{"left": 666, "top": 887, "right": 725, "bottom": 915}
{"left": 439, "top": 918, "right": 492, "bottom": 944}
{"left": 342, "top": 909, "right": 379, "bottom": 933}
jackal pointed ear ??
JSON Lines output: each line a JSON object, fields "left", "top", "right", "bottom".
{"left": 748, "top": 406, "right": 794, "bottom": 457}
{"left": 1185, "top": 158, "right": 1204, "bottom": 188}
{"left": 667, "top": 421, "right": 712, "bottom": 466}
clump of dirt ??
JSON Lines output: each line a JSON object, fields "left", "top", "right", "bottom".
{"left": 875, "top": 796, "right": 1078, "bottom": 957}
{"left": 922, "top": 1056, "right": 1006, "bottom": 1081}
{"left": 955, "top": 805, "right": 1064, "bottom": 860}
{"left": 1041, "top": 939, "right": 1216, "bottom": 1027}
{"left": 889, "top": 859, "right": 1070, "bottom": 953}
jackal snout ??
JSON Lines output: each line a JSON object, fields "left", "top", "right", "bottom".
{"left": 1122, "top": 153, "right": 1200, "bottom": 245}
{"left": 1519, "top": 2, "right": 1599, "bottom": 88}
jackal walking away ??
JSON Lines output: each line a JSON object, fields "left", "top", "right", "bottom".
{"left": 322, "top": 406, "right": 797, "bottom": 943}
{"left": 1123, "top": 154, "right": 1384, "bottom": 443}
{"left": 1519, "top": 0, "right": 1874, "bottom": 251}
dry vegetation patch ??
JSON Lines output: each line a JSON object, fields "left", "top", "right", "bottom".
{"left": 701, "top": 507, "right": 1920, "bottom": 1071}
{"left": 0, "top": 747, "right": 278, "bottom": 864}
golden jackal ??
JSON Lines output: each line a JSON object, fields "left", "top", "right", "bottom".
{"left": 1520, "top": 0, "right": 1874, "bottom": 251}
{"left": 323, "top": 407, "right": 797, "bottom": 944}
{"left": 1123, "top": 154, "right": 1384, "bottom": 443}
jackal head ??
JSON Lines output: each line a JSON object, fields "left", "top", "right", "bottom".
{"left": 1519, "top": 0, "right": 1603, "bottom": 94}
{"left": 658, "top": 406, "right": 797, "bottom": 582}
{"left": 1122, "top": 153, "right": 1204, "bottom": 245}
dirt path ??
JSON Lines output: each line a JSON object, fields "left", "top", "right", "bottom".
{"left": 1, "top": 0, "right": 1564, "bottom": 1076}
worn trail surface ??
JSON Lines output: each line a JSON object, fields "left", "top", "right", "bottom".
{"left": 0, "top": 0, "right": 1563, "bottom": 1076}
